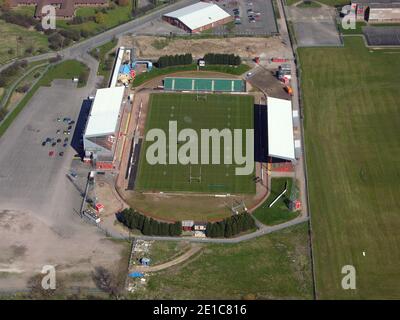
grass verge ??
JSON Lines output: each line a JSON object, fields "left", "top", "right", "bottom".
{"left": 253, "top": 178, "right": 300, "bottom": 225}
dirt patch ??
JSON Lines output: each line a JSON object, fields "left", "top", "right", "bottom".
{"left": 0, "top": 210, "right": 125, "bottom": 292}
{"left": 122, "top": 36, "right": 291, "bottom": 60}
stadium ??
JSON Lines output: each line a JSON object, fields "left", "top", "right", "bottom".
{"left": 81, "top": 46, "right": 297, "bottom": 222}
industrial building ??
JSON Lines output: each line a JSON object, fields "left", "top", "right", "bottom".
{"left": 163, "top": 1, "right": 232, "bottom": 33}
{"left": 351, "top": 0, "right": 400, "bottom": 22}
{"left": 10, "top": 0, "right": 107, "bottom": 19}
{"left": 83, "top": 86, "right": 126, "bottom": 170}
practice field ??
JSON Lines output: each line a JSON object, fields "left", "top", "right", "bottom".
{"left": 299, "top": 38, "right": 400, "bottom": 299}
{"left": 135, "top": 93, "right": 256, "bottom": 194}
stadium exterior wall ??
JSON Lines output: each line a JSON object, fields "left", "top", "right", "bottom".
{"left": 162, "top": 15, "right": 233, "bottom": 33}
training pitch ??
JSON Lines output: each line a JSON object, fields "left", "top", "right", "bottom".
{"left": 299, "top": 38, "right": 400, "bottom": 299}
{"left": 135, "top": 93, "right": 255, "bottom": 194}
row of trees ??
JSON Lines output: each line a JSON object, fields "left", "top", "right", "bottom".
{"left": 0, "top": 11, "right": 39, "bottom": 29}
{"left": 117, "top": 208, "right": 182, "bottom": 236}
{"left": 157, "top": 53, "right": 193, "bottom": 68}
{"left": 206, "top": 213, "right": 256, "bottom": 238}
{"left": 204, "top": 53, "right": 241, "bottom": 66}
{"left": 0, "top": 60, "right": 28, "bottom": 87}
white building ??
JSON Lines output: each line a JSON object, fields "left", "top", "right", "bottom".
{"left": 267, "top": 97, "right": 296, "bottom": 161}
{"left": 163, "top": 2, "right": 232, "bottom": 33}
{"left": 83, "top": 86, "right": 126, "bottom": 169}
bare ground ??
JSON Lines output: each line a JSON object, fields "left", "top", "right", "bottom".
{"left": 0, "top": 210, "right": 125, "bottom": 292}
{"left": 121, "top": 36, "right": 291, "bottom": 60}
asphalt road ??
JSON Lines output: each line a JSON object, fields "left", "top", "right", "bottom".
{"left": 0, "top": 0, "right": 199, "bottom": 73}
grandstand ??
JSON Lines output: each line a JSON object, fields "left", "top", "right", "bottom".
{"left": 164, "top": 77, "right": 246, "bottom": 93}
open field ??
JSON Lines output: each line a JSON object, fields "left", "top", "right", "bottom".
{"left": 253, "top": 178, "right": 300, "bottom": 225}
{"left": 135, "top": 93, "right": 256, "bottom": 194}
{"left": 148, "top": 241, "right": 191, "bottom": 266}
{"left": 0, "top": 20, "right": 49, "bottom": 66}
{"left": 56, "top": 2, "right": 133, "bottom": 34}
{"left": 39, "top": 60, "right": 89, "bottom": 87}
{"left": 299, "top": 37, "right": 400, "bottom": 299}
{"left": 129, "top": 223, "right": 313, "bottom": 299}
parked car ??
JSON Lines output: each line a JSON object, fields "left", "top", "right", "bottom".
{"left": 59, "top": 152, "right": 64, "bottom": 157}
{"left": 67, "top": 125, "right": 72, "bottom": 130}
{"left": 42, "top": 141, "right": 47, "bottom": 146}
{"left": 64, "top": 137, "right": 69, "bottom": 142}
{"left": 68, "top": 120, "right": 75, "bottom": 125}
{"left": 52, "top": 142, "right": 56, "bottom": 147}
{"left": 49, "top": 151, "right": 54, "bottom": 157}
{"left": 63, "top": 143, "right": 67, "bottom": 148}
{"left": 57, "top": 138, "right": 61, "bottom": 143}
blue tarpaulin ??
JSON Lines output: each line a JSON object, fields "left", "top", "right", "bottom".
{"left": 120, "top": 64, "right": 131, "bottom": 75}
{"left": 128, "top": 272, "right": 144, "bottom": 278}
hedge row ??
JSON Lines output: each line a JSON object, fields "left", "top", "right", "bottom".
{"left": 117, "top": 208, "right": 182, "bottom": 236}
{"left": 157, "top": 53, "right": 193, "bottom": 68}
{"left": 206, "top": 213, "right": 256, "bottom": 238}
{"left": 204, "top": 53, "right": 241, "bottom": 66}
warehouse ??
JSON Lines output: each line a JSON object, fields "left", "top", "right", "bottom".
{"left": 267, "top": 97, "right": 295, "bottom": 161}
{"left": 83, "top": 86, "right": 126, "bottom": 170}
{"left": 163, "top": 1, "right": 232, "bottom": 33}
{"left": 351, "top": 0, "right": 400, "bottom": 22}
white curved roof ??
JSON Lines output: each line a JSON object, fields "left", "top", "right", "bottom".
{"left": 267, "top": 97, "right": 295, "bottom": 160}
{"left": 85, "top": 86, "right": 125, "bottom": 137}
{"left": 164, "top": 2, "right": 231, "bottom": 31}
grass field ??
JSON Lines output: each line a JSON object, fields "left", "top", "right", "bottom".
{"left": 39, "top": 60, "right": 89, "bottom": 87}
{"left": 130, "top": 223, "right": 313, "bottom": 299}
{"left": 0, "top": 20, "right": 49, "bottom": 66}
{"left": 299, "top": 37, "right": 400, "bottom": 299}
{"left": 148, "top": 241, "right": 191, "bottom": 265}
{"left": 253, "top": 178, "right": 300, "bottom": 225}
{"left": 135, "top": 93, "right": 256, "bottom": 194}
{"left": 57, "top": 3, "right": 133, "bottom": 34}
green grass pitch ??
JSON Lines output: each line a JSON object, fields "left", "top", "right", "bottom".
{"left": 299, "top": 38, "right": 400, "bottom": 299}
{"left": 135, "top": 93, "right": 256, "bottom": 194}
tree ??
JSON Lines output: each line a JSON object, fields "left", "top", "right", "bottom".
{"left": 142, "top": 217, "right": 151, "bottom": 235}
{"left": 1, "top": 0, "right": 11, "bottom": 11}
{"left": 118, "top": 0, "right": 130, "bottom": 5}
{"left": 95, "top": 12, "right": 106, "bottom": 24}
{"left": 92, "top": 266, "right": 119, "bottom": 298}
